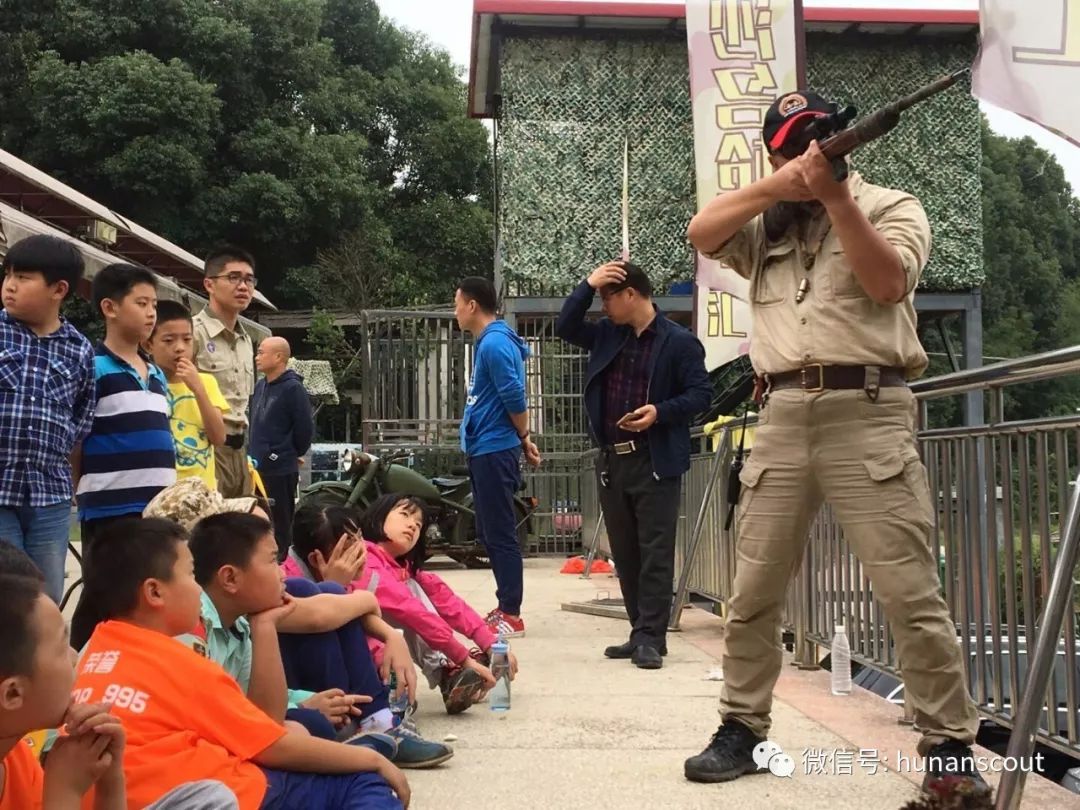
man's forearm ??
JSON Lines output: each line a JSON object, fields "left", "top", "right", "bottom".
{"left": 509, "top": 411, "right": 529, "bottom": 438}
{"left": 687, "top": 177, "right": 779, "bottom": 254}
{"left": 248, "top": 622, "right": 289, "bottom": 723}
{"left": 825, "top": 195, "right": 906, "bottom": 304}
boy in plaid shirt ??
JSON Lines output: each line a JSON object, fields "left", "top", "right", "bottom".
{"left": 0, "top": 235, "right": 96, "bottom": 602}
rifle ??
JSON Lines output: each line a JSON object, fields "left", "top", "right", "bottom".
{"left": 763, "top": 68, "right": 970, "bottom": 239}
{"left": 798, "top": 67, "right": 971, "bottom": 182}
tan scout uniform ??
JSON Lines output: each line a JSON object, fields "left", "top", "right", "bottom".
{"left": 193, "top": 306, "right": 254, "bottom": 498}
{"left": 707, "top": 172, "right": 979, "bottom": 755}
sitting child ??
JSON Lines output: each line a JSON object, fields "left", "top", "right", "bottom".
{"left": 72, "top": 517, "right": 410, "bottom": 809}
{"left": 181, "top": 511, "right": 452, "bottom": 769}
{"left": 0, "top": 542, "right": 239, "bottom": 810}
{"left": 286, "top": 496, "right": 518, "bottom": 715}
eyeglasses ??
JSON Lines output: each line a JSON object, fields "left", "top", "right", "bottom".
{"left": 210, "top": 272, "right": 258, "bottom": 288}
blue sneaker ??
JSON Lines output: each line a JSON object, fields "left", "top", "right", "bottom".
{"left": 343, "top": 730, "right": 399, "bottom": 760}
{"left": 387, "top": 723, "right": 454, "bottom": 769}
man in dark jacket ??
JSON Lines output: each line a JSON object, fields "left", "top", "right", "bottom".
{"left": 250, "top": 336, "right": 314, "bottom": 559}
{"left": 556, "top": 261, "right": 712, "bottom": 669}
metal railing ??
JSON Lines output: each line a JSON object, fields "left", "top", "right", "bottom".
{"left": 578, "top": 347, "right": 1080, "bottom": 807}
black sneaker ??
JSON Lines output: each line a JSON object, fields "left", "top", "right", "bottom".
{"left": 921, "top": 740, "right": 992, "bottom": 797}
{"left": 684, "top": 722, "right": 767, "bottom": 783}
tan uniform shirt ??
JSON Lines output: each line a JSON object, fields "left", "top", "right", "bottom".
{"left": 706, "top": 173, "right": 931, "bottom": 379}
{"left": 192, "top": 307, "right": 255, "bottom": 433}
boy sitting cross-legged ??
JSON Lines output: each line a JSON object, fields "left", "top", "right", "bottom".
{"left": 72, "top": 517, "right": 410, "bottom": 810}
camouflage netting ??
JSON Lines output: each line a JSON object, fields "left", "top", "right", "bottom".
{"left": 288, "top": 359, "right": 339, "bottom": 404}
{"left": 496, "top": 31, "right": 983, "bottom": 295}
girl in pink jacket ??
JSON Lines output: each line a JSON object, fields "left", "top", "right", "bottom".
{"left": 285, "top": 494, "right": 518, "bottom": 714}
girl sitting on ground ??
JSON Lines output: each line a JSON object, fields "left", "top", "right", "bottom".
{"left": 285, "top": 495, "right": 518, "bottom": 714}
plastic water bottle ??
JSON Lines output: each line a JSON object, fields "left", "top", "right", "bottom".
{"left": 388, "top": 671, "right": 410, "bottom": 717}
{"left": 489, "top": 638, "right": 512, "bottom": 712}
{"left": 831, "top": 623, "right": 852, "bottom": 696}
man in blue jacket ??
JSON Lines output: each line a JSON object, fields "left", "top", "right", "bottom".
{"left": 249, "top": 336, "right": 314, "bottom": 560}
{"left": 556, "top": 261, "right": 712, "bottom": 669}
{"left": 456, "top": 277, "right": 542, "bottom": 639}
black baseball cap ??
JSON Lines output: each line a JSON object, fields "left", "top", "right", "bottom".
{"left": 763, "top": 90, "right": 835, "bottom": 153}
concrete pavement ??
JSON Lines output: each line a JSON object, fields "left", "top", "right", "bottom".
{"left": 60, "top": 551, "right": 1078, "bottom": 808}
{"left": 404, "top": 558, "right": 1072, "bottom": 810}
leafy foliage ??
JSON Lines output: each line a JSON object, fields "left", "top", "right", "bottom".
{"left": 0, "top": 0, "right": 493, "bottom": 308}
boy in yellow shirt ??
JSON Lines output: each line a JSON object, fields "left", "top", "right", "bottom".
{"left": 147, "top": 301, "right": 229, "bottom": 489}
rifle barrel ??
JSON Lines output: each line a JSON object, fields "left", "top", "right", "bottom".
{"left": 894, "top": 67, "right": 971, "bottom": 113}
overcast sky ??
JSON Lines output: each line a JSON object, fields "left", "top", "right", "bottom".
{"left": 380, "top": 0, "right": 1080, "bottom": 195}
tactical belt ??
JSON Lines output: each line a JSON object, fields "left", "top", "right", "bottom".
{"left": 765, "top": 364, "right": 906, "bottom": 393}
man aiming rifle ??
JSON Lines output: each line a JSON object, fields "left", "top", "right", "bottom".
{"left": 682, "top": 76, "right": 989, "bottom": 798}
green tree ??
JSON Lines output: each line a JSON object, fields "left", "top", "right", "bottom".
{"left": 979, "top": 118, "right": 1080, "bottom": 421}
{"left": 0, "top": 0, "right": 493, "bottom": 305}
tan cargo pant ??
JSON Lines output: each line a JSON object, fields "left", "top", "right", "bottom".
{"left": 215, "top": 443, "right": 253, "bottom": 498}
{"left": 720, "top": 386, "right": 979, "bottom": 756}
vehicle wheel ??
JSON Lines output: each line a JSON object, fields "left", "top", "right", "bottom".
{"left": 463, "top": 554, "right": 492, "bottom": 569}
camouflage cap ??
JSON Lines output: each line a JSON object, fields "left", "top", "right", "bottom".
{"left": 143, "top": 477, "right": 257, "bottom": 532}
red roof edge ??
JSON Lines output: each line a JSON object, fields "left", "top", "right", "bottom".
{"left": 472, "top": 1, "right": 978, "bottom": 25}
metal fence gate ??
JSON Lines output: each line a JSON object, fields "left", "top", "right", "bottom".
{"left": 359, "top": 309, "right": 592, "bottom": 556}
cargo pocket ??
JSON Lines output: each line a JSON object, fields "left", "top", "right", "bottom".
{"left": 735, "top": 457, "right": 766, "bottom": 519}
{"left": 863, "top": 450, "right": 933, "bottom": 526}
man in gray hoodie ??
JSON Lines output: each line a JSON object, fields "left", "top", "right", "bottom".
{"left": 250, "top": 336, "right": 314, "bottom": 559}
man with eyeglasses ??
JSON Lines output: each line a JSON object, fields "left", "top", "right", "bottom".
{"left": 682, "top": 89, "right": 986, "bottom": 795}
{"left": 193, "top": 244, "right": 258, "bottom": 498}
{"left": 555, "top": 261, "right": 711, "bottom": 671}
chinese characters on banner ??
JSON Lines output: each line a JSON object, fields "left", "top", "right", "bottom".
{"left": 686, "top": 0, "right": 803, "bottom": 371}
{"left": 973, "top": 0, "right": 1080, "bottom": 147}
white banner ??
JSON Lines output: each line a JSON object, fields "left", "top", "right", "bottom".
{"left": 973, "top": 0, "right": 1080, "bottom": 147}
{"left": 686, "top": 0, "right": 803, "bottom": 371}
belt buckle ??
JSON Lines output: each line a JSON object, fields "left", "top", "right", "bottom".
{"left": 801, "top": 363, "right": 824, "bottom": 393}
{"left": 614, "top": 441, "right": 635, "bottom": 455}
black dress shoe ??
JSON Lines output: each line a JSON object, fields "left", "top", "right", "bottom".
{"left": 685, "top": 722, "right": 767, "bottom": 783}
{"left": 604, "top": 640, "right": 637, "bottom": 659}
{"left": 632, "top": 644, "right": 663, "bottom": 669}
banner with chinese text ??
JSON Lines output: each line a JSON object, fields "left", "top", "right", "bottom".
{"left": 686, "top": 0, "right": 803, "bottom": 371}
{"left": 973, "top": 0, "right": 1080, "bottom": 147}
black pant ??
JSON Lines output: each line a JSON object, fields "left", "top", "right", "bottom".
{"left": 596, "top": 449, "right": 681, "bottom": 649}
{"left": 264, "top": 472, "right": 299, "bottom": 560}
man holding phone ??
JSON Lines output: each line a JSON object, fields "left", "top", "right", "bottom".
{"left": 556, "top": 261, "right": 712, "bottom": 669}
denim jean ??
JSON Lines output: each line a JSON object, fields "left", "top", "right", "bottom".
{"left": 0, "top": 502, "right": 73, "bottom": 603}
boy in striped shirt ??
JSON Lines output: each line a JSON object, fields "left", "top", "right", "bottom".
{"left": 71, "top": 263, "right": 176, "bottom": 649}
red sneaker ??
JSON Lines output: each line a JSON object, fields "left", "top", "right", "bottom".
{"left": 485, "top": 609, "right": 525, "bottom": 639}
